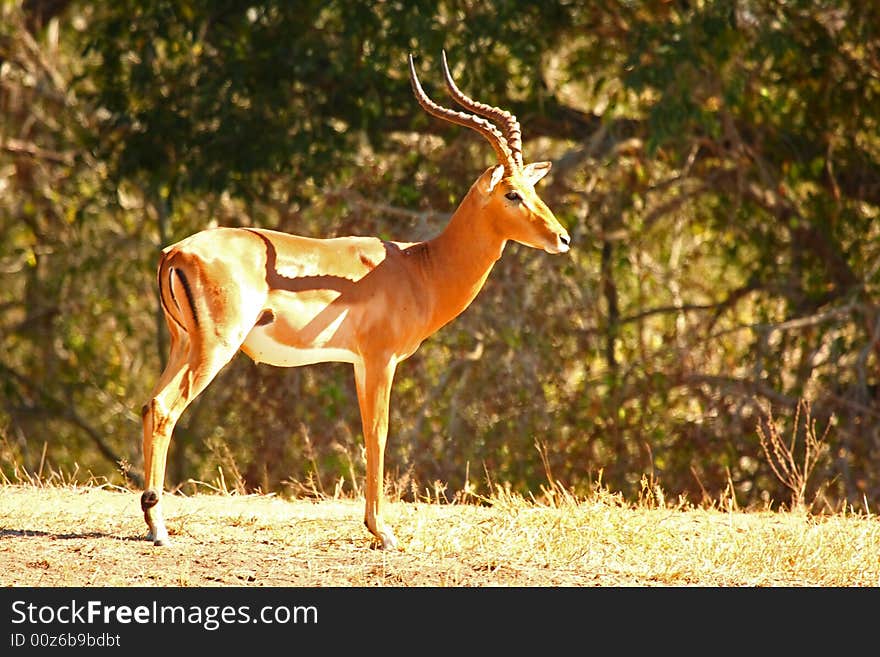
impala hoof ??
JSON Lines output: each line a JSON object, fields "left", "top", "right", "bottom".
{"left": 145, "top": 529, "right": 172, "bottom": 547}
{"left": 374, "top": 530, "right": 398, "bottom": 550}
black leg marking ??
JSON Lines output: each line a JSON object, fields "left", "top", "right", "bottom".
{"left": 141, "top": 489, "right": 159, "bottom": 511}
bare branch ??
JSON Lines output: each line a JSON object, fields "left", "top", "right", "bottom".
{"left": 1, "top": 137, "right": 74, "bottom": 164}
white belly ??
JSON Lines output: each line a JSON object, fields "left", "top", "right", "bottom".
{"left": 242, "top": 325, "right": 359, "bottom": 367}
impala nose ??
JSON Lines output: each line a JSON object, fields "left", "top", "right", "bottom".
{"left": 556, "top": 233, "right": 571, "bottom": 253}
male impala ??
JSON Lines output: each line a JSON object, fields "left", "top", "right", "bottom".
{"left": 140, "top": 52, "right": 570, "bottom": 549}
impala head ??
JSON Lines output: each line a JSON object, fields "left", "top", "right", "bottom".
{"left": 409, "top": 51, "right": 571, "bottom": 255}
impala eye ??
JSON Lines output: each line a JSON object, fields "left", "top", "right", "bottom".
{"left": 505, "top": 191, "right": 522, "bottom": 202}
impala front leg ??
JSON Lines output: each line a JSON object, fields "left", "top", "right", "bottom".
{"left": 354, "top": 356, "right": 399, "bottom": 549}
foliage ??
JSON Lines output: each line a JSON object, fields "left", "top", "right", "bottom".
{"left": 1, "top": 0, "right": 878, "bottom": 511}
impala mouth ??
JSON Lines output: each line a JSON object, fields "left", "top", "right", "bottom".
{"left": 547, "top": 233, "right": 571, "bottom": 254}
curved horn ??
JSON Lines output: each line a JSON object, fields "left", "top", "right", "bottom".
{"left": 409, "top": 54, "right": 515, "bottom": 175}
{"left": 441, "top": 50, "right": 523, "bottom": 169}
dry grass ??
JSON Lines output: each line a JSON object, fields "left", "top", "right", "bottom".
{"left": 1, "top": 483, "right": 878, "bottom": 587}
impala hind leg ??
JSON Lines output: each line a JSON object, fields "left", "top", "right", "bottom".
{"left": 354, "top": 357, "right": 399, "bottom": 549}
{"left": 141, "top": 332, "right": 240, "bottom": 546}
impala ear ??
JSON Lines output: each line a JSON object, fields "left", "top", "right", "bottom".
{"left": 523, "top": 161, "right": 552, "bottom": 186}
{"left": 487, "top": 164, "right": 506, "bottom": 192}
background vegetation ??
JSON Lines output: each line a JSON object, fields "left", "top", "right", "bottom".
{"left": 1, "top": 0, "right": 878, "bottom": 512}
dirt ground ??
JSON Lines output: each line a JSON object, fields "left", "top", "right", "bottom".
{"left": 0, "top": 486, "right": 642, "bottom": 587}
{"left": 3, "top": 485, "right": 879, "bottom": 587}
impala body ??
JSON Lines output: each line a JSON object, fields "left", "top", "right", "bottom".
{"left": 141, "top": 53, "right": 570, "bottom": 549}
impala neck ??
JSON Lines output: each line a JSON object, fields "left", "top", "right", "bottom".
{"left": 421, "top": 187, "right": 507, "bottom": 332}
